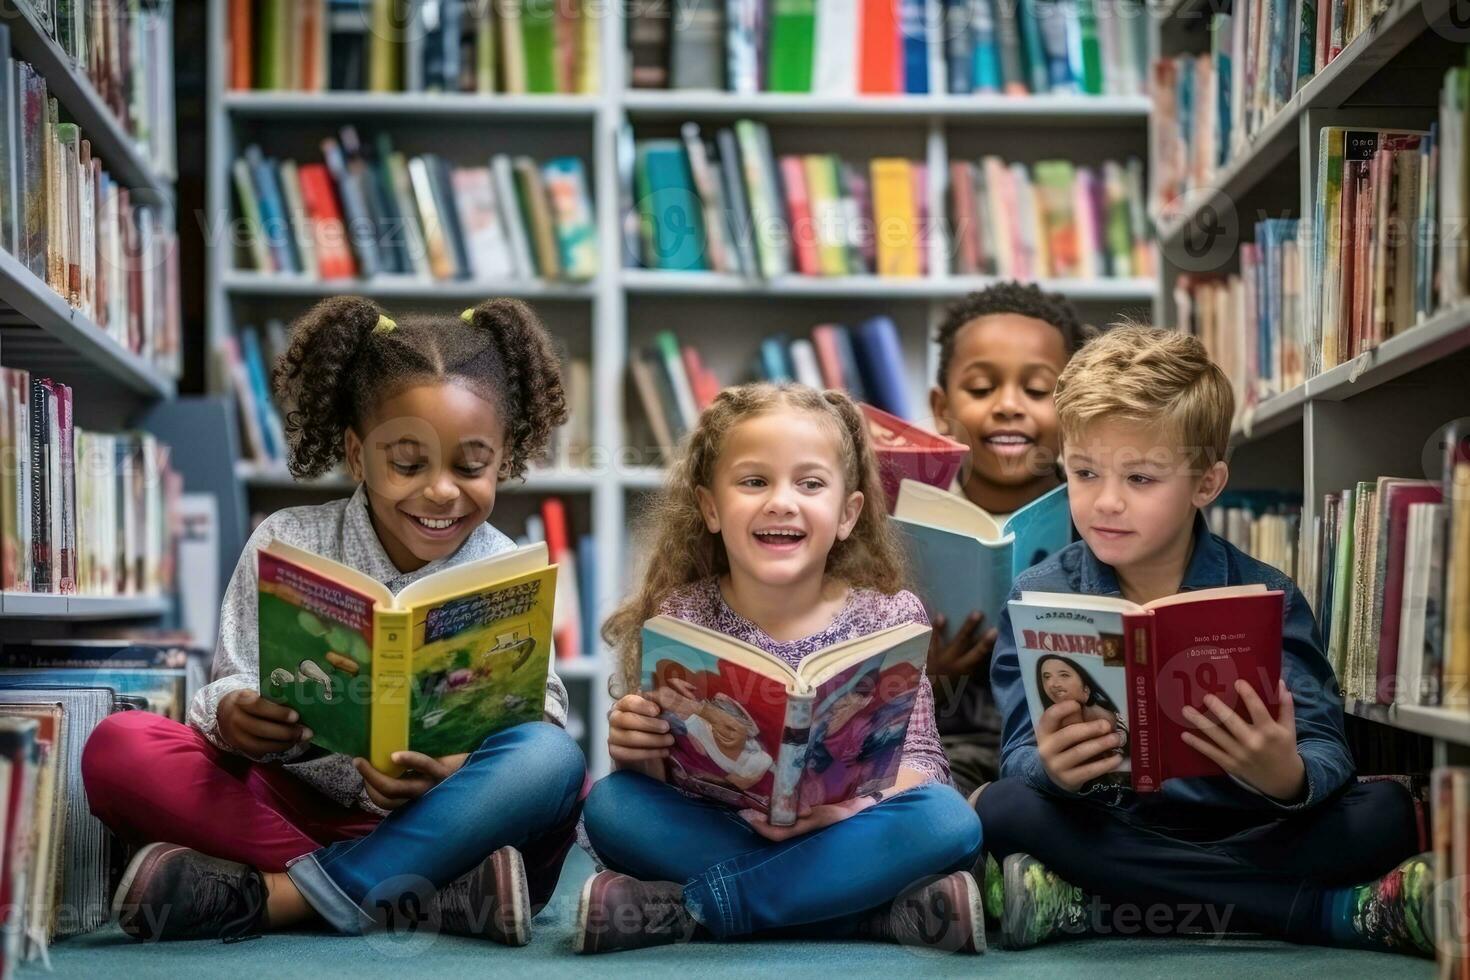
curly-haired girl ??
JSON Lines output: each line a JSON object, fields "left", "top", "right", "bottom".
{"left": 83, "top": 297, "right": 586, "bottom": 947}
{"left": 579, "top": 383, "right": 984, "bottom": 955}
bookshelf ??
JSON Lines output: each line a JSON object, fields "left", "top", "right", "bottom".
{"left": 0, "top": 3, "right": 181, "bottom": 624}
{"left": 206, "top": 0, "right": 1159, "bottom": 778}
{"left": 1152, "top": 0, "right": 1470, "bottom": 765}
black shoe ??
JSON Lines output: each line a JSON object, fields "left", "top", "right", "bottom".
{"left": 574, "top": 871, "right": 699, "bottom": 954}
{"left": 864, "top": 871, "right": 986, "bottom": 954}
{"left": 112, "top": 842, "right": 268, "bottom": 942}
{"left": 433, "top": 846, "right": 531, "bottom": 946}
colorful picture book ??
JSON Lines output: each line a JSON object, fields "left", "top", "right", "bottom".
{"left": 893, "top": 479, "right": 1072, "bottom": 634}
{"left": 640, "top": 614, "right": 930, "bottom": 825}
{"left": 1010, "top": 585, "right": 1284, "bottom": 792}
{"left": 257, "top": 538, "right": 557, "bottom": 773}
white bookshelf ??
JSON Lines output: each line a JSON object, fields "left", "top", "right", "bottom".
{"left": 1152, "top": 0, "right": 1470, "bottom": 762}
{"left": 206, "top": 0, "right": 1159, "bottom": 777}
{"left": 0, "top": 2, "right": 179, "bottom": 622}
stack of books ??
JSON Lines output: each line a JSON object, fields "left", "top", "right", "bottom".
{"left": 228, "top": 0, "right": 601, "bottom": 95}
{"left": 1176, "top": 217, "right": 1304, "bottom": 417}
{"left": 630, "top": 319, "right": 912, "bottom": 463}
{"left": 232, "top": 129, "right": 597, "bottom": 282}
{"left": 625, "top": 120, "right": 929, "bottom": 277}
{"left": 629, "top": 0, "right": 1149, "bottom": 96}
{"left": 15, "top": 1, "right": 176, "bottom": 175}
{"left": 0, "top": 36, "right": 182, "bottom": 376}
{"left": 0, "top": 369, "right": 179, "bottom": 600}
{"left": 948, "top": 155, "right": 1152, "bottom": 279}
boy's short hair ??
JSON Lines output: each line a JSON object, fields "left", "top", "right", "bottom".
{"left": 1053, "top": 324, "right": 1234, "bottom": 467}
{"left": 933, "top": 281, "right": 1086, "bottom": 387}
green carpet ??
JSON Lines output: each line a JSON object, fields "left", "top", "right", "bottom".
{"left": 43, "top": 849, "right": 1434, "bottom": 979}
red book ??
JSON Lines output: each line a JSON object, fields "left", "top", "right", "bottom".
{"left": 779, "top": 156, "right": 820, "bottom": 276}
{"left": 540, "top": 498, "right": 580, "bottom": 660}
{"left": 1374, "top": 480, "right": 1442, "bottom": 702}
{"left": 1010, "top": 586, "right": 1284, "bottom": 793}
{"left": 859, "top": 0, "right": 901, "bottom": 93}
{"left": 860, "top": 403, "right": 967, "bottom": 512}
{"left": 297, "top": 163, "right": 357, "bottom": 279}
{"left": 949, "top": 161, "right": 980, "bottom": 275}
{"left": 810, "top": 325, "right": 846, "bottom": 389}
{"left": 230, "top": 0, "right": 253, "bottom": 90}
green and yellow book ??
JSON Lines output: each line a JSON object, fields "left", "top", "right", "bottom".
{"left": 257, "top": 539, "right": 556, "bottom": 774}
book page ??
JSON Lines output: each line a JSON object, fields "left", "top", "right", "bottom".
{"left": 893, "top": 478, "right": 1006, "bottom": 541}
{"left": 258, "top": 549, "right": 377, "bottom": 760}
{"left": 640, "top": 624, "right": 791, "bottom": 813}
{"left": 404, "top": 565, "right": 556, "bottom": 758}
{"left": 394, "top": 540, "right": 549, "bottom": 609}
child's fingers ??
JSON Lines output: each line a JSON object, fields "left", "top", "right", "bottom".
{"left": 1064, "top": 751, "right": 1124, "bottom": 787}
{"left": 1052, "top": 730, "right": 1124, "bottom": 773}
{"left": 1037, "top": 700, "right": 1082, "bottom": 736}
{"left": 1182, "top": 705, "right": 1242, "bottom": 756}
{"left": 391, "top": 751, "right": 454, "bottom": 780}
{"left": 1235, "top": 680, "right": 1274, "bottom": 729}
{"left": 609, "top": 728, "right": 675, "bottom": 749}
{"left": 1275, "top": 680, "right": 1295, "bottom": 730}
{"left": 1181, "top": 731, "right": 1235, "bottom": 772}
{"left": 1041, "top": 716, "right": 1110, "bottom": 755}
{"left": 616, "top": 695, "right": 661, "bottom": 717}
{"left": 355, "top": 757, "right": 428, "bottom": 801}
{"left": 231, "top": 733, "right": 296, "bottom": 757}
{"left": 1200, "top": 694, "right": 1253, "bottom": 743}
{"left": 240, "top": 693, "right": 299, "bottom": 723}
{"left": 240, "top": 715, "right": 304, "bottom": 743}
{"left": 610, "top": 709, "right": 671, "bottom": 735}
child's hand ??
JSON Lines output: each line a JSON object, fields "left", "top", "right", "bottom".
{"left": 354, "top": 751, "right": 469, "bottom": 811}
{"left": 739, "top": 796, "right": 875, "bottom": 842}
{"left": 608, "top": 694, "right": 673, "bottom": 765}
{"left": 1036, "top": 699, "right": 1124, "bottom": 792}
{"left": 1181, "top": 679, "right": 1306, "bottom": 802}
{"left": 926, "top": 612, "right": 997, "bottom": 685}
{"left": 217, "top": 690, "right": 312, "bottom": 758}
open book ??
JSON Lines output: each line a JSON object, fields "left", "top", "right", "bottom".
{"left": 861, "top": 403, "right": 969, "bottom": 510}
{"left": 1009, "top": 585, "right": 1284, "bottom": 792}
{"left": 893, "top": 479, "right": 1072, "bottom": 632}
{"left": 641, "top": 615, "right": 931, "bottom": 826}
{"left": 257, "top": 539, "right": 557, "bottom": 774}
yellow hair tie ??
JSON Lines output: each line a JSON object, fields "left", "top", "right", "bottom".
{"left": 461, "top": 308, "right": 474, "bottom": 323}
{"left": 373, "top": 314, "right": 396, "bottom": 334}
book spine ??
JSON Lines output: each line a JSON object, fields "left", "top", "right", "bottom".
{"left": 769, "top": 692, "right": 812, "bottom": 826}
{"left": 1124, "top": 613, "right": 1161, "bottom": 792}
{"left": 369, "top": 609, "right": 412, "bottom": 775}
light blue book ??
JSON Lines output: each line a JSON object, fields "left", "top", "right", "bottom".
{"left": 893, "top": 480, "right": 1072, "bottom": 633}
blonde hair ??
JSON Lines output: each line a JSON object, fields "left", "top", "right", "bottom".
{"left": 603, "top": 383, "right": 907, "bottom": 696}
{"left": 1053, "top": 324, "right": 1234, "bottom": 468}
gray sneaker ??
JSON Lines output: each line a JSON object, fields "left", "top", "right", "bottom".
{"left": 433, "top": 845, "right": 530, "bottom": 946}
{"left": 574, "top": 871, "right": 698, "bottom": 954}
{"left": 112, "top": 842, "right": 268, "bottom": 942}
{"left": 1001, "top": 852, "right": 1088, "bottom": 950}
{"left": 865, "top": 870, "right": 986, "bottom": 953}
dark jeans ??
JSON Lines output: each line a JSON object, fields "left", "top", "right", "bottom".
{"left": 584, "top": 770, "right": 983, "bottom": 939}
{"left": 977, "top": 777, "right": 1419, "bottom": 942}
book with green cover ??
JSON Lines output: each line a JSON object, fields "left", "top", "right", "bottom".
{"left": 522, "top": 0, "right": 559, "bottom": 93}
{"left": 257, "top": 539, "right": 556, "bottom": 774}
{"left": 1076, "top": 0, "right": 1102, "bottom": 94}
{"left": 767, "top": 0, "right": 816, "bottom": 92}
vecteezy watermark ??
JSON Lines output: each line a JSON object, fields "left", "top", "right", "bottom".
{"left": 1422, "top": 418, "right": 1470, "bottom": 491}
{"left": 1427, "top": 0, "right": 1470, "bottom": 43}
{"left": 1161, "top": 187, "right": 1240, "bottom": 275}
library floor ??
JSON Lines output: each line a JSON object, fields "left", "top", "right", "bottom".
{"left": 46, "top": 848, "right": 1433, "bottom": 978}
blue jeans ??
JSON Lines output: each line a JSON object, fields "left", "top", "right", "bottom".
{"left": 287, "top": 721, "right": 585, "bottom": 934}
{"left": 583, "top": 770, "right": 982, "bottom": 939}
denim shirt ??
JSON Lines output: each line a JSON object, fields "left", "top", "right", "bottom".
{"left": 992, "top": 511, "right": 1354, "bottom": 812}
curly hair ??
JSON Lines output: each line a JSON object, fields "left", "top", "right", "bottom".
{"left": 271, "top": 295, "right": 567, "bottom": 481}
{"left": 603, "top": 383, "right": 909, "bottom": 697}
{"left": 933, "top": 281, "right": 1087, "bottom": 388}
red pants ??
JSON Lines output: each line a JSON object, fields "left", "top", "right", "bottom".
{"left": 82, "top": 711, "right": 582, "bottom": 908}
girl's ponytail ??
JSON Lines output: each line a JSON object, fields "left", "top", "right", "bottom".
{"left": 463, "top": 298, "right": 568, "bottom": 480}
{"left": 272, "top": 295, "right": 386, "bottom": 479}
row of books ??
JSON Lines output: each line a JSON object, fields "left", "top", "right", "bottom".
{"left": 0, "top": 641, "right": 211, "bottom": 963}
{"left": 0, "top": 369, "right": 179, "bottom": 599}
{"left": 229, "top": 0, "right": 601, "bottom": 95}
{"left": 0, "top": 34, "right": 182, "bottom": 375}
{"left": 1176, "top": 217, "right": 1305, "bottom": 417}
{"left": 948, "top": 155, "right": 1151, "bottom": 280}
{"left": 16, "top": 0, "right": 176, "bottom": 177}
{"left": 220, "top": 321, "right": 595, "bottom": 474}
{"left": 627, "top": 121, "right": 933, "bottom": 277}
{"left": 512, "top": 498, "right": 597, "bottom": 658}
{"left": 1206, "top": 494, "right": 1302, "bottom": 581}
{"left": 1300, "top": 448, "right": 1469, "bottom": 709}
{"left": 233, "top": 130, "right": 597, "bottom": 282}
{"left": 630, "top": 318, "right": 911, "bottom": 462}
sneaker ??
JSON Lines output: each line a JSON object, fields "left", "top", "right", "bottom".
{"left": 864, "top": 871, "right": 986, "bottom": 954}
{"left": 981, "top": 853, "right": 1003, "bottom": 925}
{"left": 574, "top": 871, "right": 699, "bottom": 954}
{"left": 1333, "top": 852, "right": 1437, "bottom": 957}
{"left": 1001, "top": 852, "right": 1088, "bottom": 950}
{"left": 433, "top": 846, "right": 530, "bottom": 946}
{"left": 112, "top": 842, "right": 268, "bottom": 942}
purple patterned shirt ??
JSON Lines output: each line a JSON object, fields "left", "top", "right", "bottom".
{"left": 657, "top": 577, "right": 952, "bottom": 785}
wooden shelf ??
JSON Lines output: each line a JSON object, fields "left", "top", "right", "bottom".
{"left": 221, "top": 271, "right": 596, "bottom": 301}
{"left": 620, "top": 91, "right": 1151, "bottom": 125}
{"left": 1230, "top": 384, "right": 1308, "bottom": 445}
{"left": 222, "top": 91, "right": 600, "bottom": 120}
{"left": 0, "top": 247, "right": 176, "bottom": 400}
{"left": 0, "top": 0, "right": 173, "bottom": 197}
{"left": 0, "top": 592, "right": 170, "bottom": 619}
